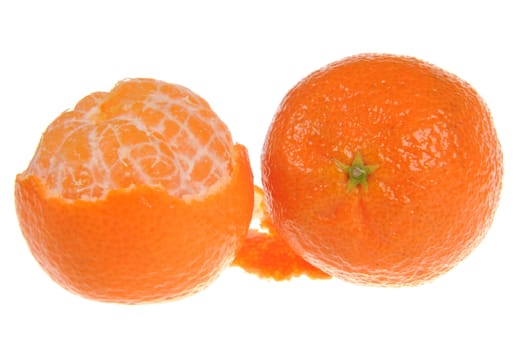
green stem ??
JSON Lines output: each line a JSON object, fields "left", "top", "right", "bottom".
{"left": 335, "top": 151, "right": 378, "bottom": 192}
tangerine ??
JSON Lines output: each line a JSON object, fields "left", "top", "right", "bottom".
{"left": 15, "top": 78, "right": 254, "bottom": 303}
{"left": 260, "top": 54, "right": 503, "bottom": 285}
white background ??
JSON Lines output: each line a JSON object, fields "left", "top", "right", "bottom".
{"left": 1, "top": 1, "right": 526, "bottom": 349}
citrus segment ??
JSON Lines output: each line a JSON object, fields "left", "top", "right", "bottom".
{"left": 25, "top": 78, "right": 233, "bottom": 201}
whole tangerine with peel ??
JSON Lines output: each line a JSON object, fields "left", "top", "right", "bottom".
{"left": 15, "top": 78, "right": 253, "bottom": 303}
{"left": 260, "top": 54, "right": 503, "bottom": 286}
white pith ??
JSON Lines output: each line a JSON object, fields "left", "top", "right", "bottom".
{"left": 25, "top": 80, "right": 233, "bottom": 200}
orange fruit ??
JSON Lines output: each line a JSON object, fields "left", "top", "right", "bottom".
{"left": 15, "top": 78, "right": 254, "bottom": 303}
{"left": 260, "top": 54, "right": 503, "bottom": 286}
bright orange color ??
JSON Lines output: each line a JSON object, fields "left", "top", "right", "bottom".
{"left": 15, "top": 78, "right": 254, "bottom": 303}
{"left": 261, "top": 54, "right": 503, "bottom": 286}
{"left": 233, "top": 187, "right": 330, "bottom": 280}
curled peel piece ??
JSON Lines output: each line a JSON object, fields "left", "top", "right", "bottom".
{"left": 233, "top": 186, "right": 331, "bottom": 281}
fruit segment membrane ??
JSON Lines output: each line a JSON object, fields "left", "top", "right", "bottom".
{"left": 23, "top": 79, "right": 234, "bottom": 200}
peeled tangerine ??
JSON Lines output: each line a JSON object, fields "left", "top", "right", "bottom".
{"left": 15, "top": 78, "right": 253, "bottom": 304}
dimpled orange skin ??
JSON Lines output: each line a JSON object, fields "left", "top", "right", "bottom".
{"left": 15, "top": 79, "right": 254, "bottom": 303}
{"left": 262, "top": 54, "right": 503, "bottom": 286}
{"left": 16, "top": 150, "right": 252, "bottom": 303}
